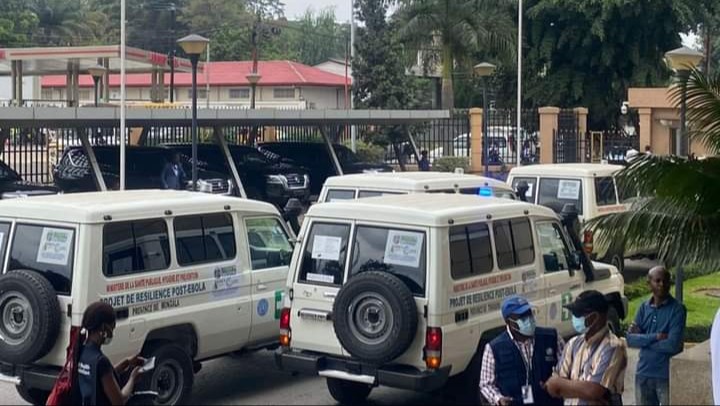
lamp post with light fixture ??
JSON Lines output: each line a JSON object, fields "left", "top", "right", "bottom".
{"left": 87, "top": 64, "right": 107, "bottom": 107}
{"left": 474, "top": 62, "right": 497, "bottom": 177}
{"left": 664, "top": 45, "right": 703, "bottom": 304}
{"left": 178, "top": 34, "right": 209, "bottom": 192}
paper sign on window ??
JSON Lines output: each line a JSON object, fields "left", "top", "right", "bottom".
{"left": 384, "top": 230, "right": 424, "bottom": 268}
{"left": 525, "top": 184, "right": 534, "bottom": 198}
{"left": 557, "top": 180, "right": 581, "bottom": 200}
{"left": 36, "top": 228, "right": 73, "bottom": 266}
{"left": 311, "top": 235, "right": 342, "bottom": 261}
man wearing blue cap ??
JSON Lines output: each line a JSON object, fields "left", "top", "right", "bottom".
{"left": 479, "top": 295, "right": 564, "bottom": 405}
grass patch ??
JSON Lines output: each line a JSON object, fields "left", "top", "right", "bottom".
{"left": 625, "top": 272, "right": 720, "bottom": 342}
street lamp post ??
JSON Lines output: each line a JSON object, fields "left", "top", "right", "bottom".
{"left": 88, "top": 64, "right": 107, "bottom": 107}
{"left": 474, "top": 62, "right": 497, "bottom": 177}
{"left": 664, "top": 45, "right": 703, "bottom": 303}
{"left": 178, "top": 34, "right": 210, "bottom": 192}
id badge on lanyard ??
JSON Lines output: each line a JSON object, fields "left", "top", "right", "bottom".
{"left": 515, "top": 343, "right": 534, "bottom": 404}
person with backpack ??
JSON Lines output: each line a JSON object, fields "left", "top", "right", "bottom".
{"left": 77, "top": 302, "right": 145, "bottom": 405}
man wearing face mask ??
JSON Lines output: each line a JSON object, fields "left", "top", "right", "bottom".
{"left": 545, "top": 290, "right": 627, "bottom": 405}
{"left": 479, "top": 295, "right": 564, "bottom": 405}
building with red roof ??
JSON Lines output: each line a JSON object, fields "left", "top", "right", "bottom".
{"left": 41, "top": 60, "right": 352, "bottom": 109}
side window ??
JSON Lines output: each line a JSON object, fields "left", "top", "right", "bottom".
{"left": 536, "top": 222, "right": 573, "bottom": 272}
{"left": 0, "top": 222, "right": 10, "bottom": 266}
{"left": 493, "top": 218, "right": 535, "bottom": 270}
{"left": 511, "top": 177, "right": 537, "bottom": 202}
{"left": 103, "top": 219, "right": 170, "bottom": 277}
{"left": 174, "top": 213, "right": 236, "bottom": 266}
{"left": 246, "top": 217, "right": 293, "bottom": 270}
{"left": 298, "top": 223, "right": 350, "bottom": 286}
{"left": 450, "top": 223, "right": 493, "bottom": 279}
{"left": 594, "top": 176, "right": 618, "bottom": 206}
{"left": 357, "top": 190, "right": 403, "bottom": 198}
{"left": 9, "top": 224, "right": 75, "bottom": 294}
{"left": 325, "top": 189, "right": 356, "bottom": 202}
{"left": 350, "top": 226, "right": 427, "bottom": 295}
{"left": 538, "top": 178, "right": 583, "bottom": 214}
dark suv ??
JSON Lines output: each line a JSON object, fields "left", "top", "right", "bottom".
{"left": 0, "top": 160, "right": 59, "bottom": 198}
{"left": 53, "top": 146, "right": 232, "bottom": 194}
{"left": 162, "top": 143, "right": 310, "bottom": 206}
{"left": 258, "top": 142, "right": 392, "bottom": 195}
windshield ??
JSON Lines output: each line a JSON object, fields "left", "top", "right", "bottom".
{"left": 231, "top": 147, "right": 271, "bottom": 165}
{"left": 333, "top": 145, "right": 359, "bottom": 164}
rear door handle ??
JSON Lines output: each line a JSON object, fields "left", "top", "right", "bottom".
{"left": 323, "top": 291, "right": 337, "bottom": 298}
{"left": 257, "top": 284, "right": 268, "bottom": 291}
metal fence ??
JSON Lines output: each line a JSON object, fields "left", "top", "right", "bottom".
{"left": 484, "top": 109, "right": 540, "bottom": 165}
{"left": 552, "top": 109, "right": 584, "bottom": 164}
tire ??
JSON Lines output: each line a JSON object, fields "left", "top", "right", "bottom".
{"left": 15, "top": 385, "right": 49, "bottom": 406}
{"left": 607, "top": 306, "right": 621, "bottom": 335}
{"left": 0, "top": 270, "right": 60, "bottom": 364}
{"left": 608, "top": 252, "right": 624, "bottom": 274}
{"left": 139, "top": 344, "right": 194, "bottom": 405}
{"left": 326, "top": 377, "right": 372, "bottom": 405}
{"left": 332, "top": 271, "right": 418, "bottom": 364}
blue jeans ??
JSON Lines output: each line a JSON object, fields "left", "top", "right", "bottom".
{"left": 635, "top": 376, "right": 669, "bottom": 405}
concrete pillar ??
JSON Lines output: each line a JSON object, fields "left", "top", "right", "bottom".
{"left": 469, "top": 107, "right": 484, "bottom": 173}
{"left": 539, "top": 106, "right": 560, "bottom": 164}
{"left": 10, "top": 61, "right": 17, "bottom": 105}
{"left": 102, "top": 58, "right": 110, "bottom": 103}
{"left": 638, "top": 108, "right": 652, "bottom": 153}
{"left": 66, "top": 61, "right": 74, "bottom": 107}
{"left": 574, "top": 107, "right": 589, "bottom": 162}
{"left": 158, "top": 67, "right": 166, "bottom": 102}
{"left": 15, "top": 61, "right": 23, "bottom": 105}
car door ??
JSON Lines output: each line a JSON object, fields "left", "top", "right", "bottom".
{"left": 289, "top": 220, "right": 352, "bottom": 356}
{"left": 245, "top": 216, "right": 294, "bottom": 344}
{"left": 535, "top": 221, "right": 584, "bottom": 337}
{"left": 509, "top": 176, "right": 538, "bottom": 203}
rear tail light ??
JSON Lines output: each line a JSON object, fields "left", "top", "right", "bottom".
{"left": 583, "top": 230, "right": 594, "bottom": 254}
{"left": 424, "top": 327, "right": 442, "bottom": 369}
{"left": 279, "top": 307, "right": 291, "bottom": 347}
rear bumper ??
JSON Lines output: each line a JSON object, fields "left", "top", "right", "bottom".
{"left": 275, "top": 348, "right": 451, "bottom": 392}
{"left": 0, "top": 363, "right": 59, "bottom": 390}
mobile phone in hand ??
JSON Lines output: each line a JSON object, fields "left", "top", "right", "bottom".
{"left": 139, "top": 357, "right": 156, "bottom": 373}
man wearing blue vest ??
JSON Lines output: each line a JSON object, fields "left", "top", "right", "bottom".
{"left": 479, "top": 295, "right": 564, "bottom": 405}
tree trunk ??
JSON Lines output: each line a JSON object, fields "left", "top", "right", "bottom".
{"left": 440, "top": 45, "right": 454, "bottom": 158}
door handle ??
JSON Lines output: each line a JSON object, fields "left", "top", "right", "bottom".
{"left": 257, "top": 284, "right": 268, "bottom": 291}
{"left": 323, "top": 291, "right": 337, "bottom": 299}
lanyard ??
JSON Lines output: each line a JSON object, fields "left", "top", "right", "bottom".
{"left": 512, "top": 339, "right": 533, "bottom": 386}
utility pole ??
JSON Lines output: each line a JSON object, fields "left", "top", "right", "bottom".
{"left": 169, "top": 4, "right": 176, "bottom": 103}
{"left": 350, "top": 0, "right": 357, "bottom": 152}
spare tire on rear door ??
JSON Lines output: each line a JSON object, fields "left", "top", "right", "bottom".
{"left": 0, "top": 270, "right": 60, "bottom": 364}
{"left": 332, "top": 271, "right": 418, "bottom": 364}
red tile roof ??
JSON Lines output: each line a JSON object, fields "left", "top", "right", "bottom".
{"left": 41, "top": 60, "right": 351, "bottom": 88}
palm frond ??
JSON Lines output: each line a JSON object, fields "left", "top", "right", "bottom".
{"left": 669, "top": 68, "right": 720, "bottom": 155}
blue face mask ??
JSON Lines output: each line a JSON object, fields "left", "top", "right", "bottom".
{"left": 515, "top": 316, "right": 536, "bottom": 337}
{"left": 572, "top": 314, "right": 588, "bottom": 334}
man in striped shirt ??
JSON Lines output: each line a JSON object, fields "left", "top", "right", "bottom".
{"left": 545, "top": 290, "right": 627, "bottom": 405}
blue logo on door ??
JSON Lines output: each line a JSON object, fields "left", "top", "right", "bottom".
{"left": 257, "top": 299, "right": 269, "bottom": 317}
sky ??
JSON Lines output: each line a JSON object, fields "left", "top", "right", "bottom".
{"left": 285, "top": 0, "right": 352, "bottom": 21}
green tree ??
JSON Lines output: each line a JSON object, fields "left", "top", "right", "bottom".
{"left": 30, "top": 0, "right": 105, "bottom": 46}
{"left": 293, "top": 8, "right": 348, "bottom": 66}
{"left": 395, "top": 0, "right": 514, "bottom": 109}
{"left": 589, "top": 68, "right": 720, "bottom": 267}
{"left": 0, "top": 0, "right": 39, "bottom": 47}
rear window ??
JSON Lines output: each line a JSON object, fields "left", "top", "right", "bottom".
{"left": 325, "top": 189, "right": 356, "bottom": 202}
{"left": 298, "top": 223, "right": 351, "bottom": 286}
{"left": 594, "top": 177, "right": 618, "bottom": 206}
{"left": 174, "top": 213, "right": 236, "bottom": 266}
{"left": 511, "top": 177, "right": 537, "bottom": 202}
{"left": 493, "top": 218, "right": 535, "bottom": 269}
{"left": 537, "top": 178, "right": 583, "bottom": 214}
{"left": 349, "top": 226, "right": 427, "bottom": 295}
{"left": 103, "top": 219, "right": 171, "bottom": 277}
{"left": 450, "top": 223, "right": 493, "bottom": 279}
{"left": 8, "top": 224, "right": 75, "bottom": 294}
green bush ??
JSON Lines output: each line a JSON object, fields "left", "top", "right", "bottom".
{"left": 346, "top": 140, "right": 385, "bottom": 164}
{"left": 432, "top": 157, "right": 470, "bottom": 173}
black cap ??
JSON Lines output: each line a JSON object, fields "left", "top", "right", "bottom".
{"left": 563, "top": 290, "right": 608, "bottom": 317}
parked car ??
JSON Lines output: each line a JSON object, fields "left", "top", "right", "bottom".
{"left": 53, "top": 146, "right": 232, "bottom": 194}
{"left": 276, "top": 193, "right": 626, "bottom": 403}
{"left": 428, "top": 128, "right": 538, "bottom": 165}
{"left": 0, "top": 190, "right": 295, "bottom": 405}
{"left": 162, "top": 143, "right": 311, "bottom": 207}
{"left": 0, "top": 160, "right": 59, "bottom": 199}
{"left": 258, "top": 142, "right": 392, "bottom": 196}
{"left": 318, "top": 172, "right": 517, "bottom": 202}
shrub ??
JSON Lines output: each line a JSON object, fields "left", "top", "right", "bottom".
{"left": 432, "top": 157, "right": 470, "bottom": 173}
{"left": 344, "top": 140, "right": 385, "bottom": 164}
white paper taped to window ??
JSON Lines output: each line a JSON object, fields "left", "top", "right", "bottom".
{"left": 311, "top": 235, "right": 342, "bottom": 261}
{"left": 526, "top": 184, "right": 534, "bottom": 198}
{"left": 384, "top": 230, "right": 424, "bottom": 268}
{"left": 557, "top": 180, "right": 581, "bottom": 200}
{"left": 36, "top": 228, "right": 73, "bottom": 266}
{"left": 306, "top": 273, "right": 335, "bottom": 284}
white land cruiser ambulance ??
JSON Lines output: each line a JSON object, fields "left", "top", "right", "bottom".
{"left": 319, "top": 172, "right": 517, "bottom": 202}
{"left": 0, "top": 190, "right": 295, "bottom": 405}
{"left": 275, "top": 193, "right": 626, "bottom": 404}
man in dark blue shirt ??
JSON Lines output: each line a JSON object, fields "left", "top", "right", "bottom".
{"left": 626, "top": 266, "right": 686, "bottom": 405}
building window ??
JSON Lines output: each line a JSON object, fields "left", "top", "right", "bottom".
{"left": 41, "top": 89, "right": 53, "bottom": 100}
{"left": 187, "top": 88, "right": 208, "bottom": 99}
{"left": 229, "top": 88, "right": 250, "bottom": 99}
{"left": 79, "top": 90, "right": 91, "bottom": 100}
{"left": 273, "top": 88, "right": 295, "bottom": 99}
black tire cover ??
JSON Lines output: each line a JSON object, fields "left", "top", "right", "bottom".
{"left": 0, "top": 270, "right": 60, "bottom": 364}
{"left": 332, "top": 271, "right": 418, "bottom": 364}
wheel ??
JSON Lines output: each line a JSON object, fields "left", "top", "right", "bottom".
{"left": 607, "top": 306, "right": 621, "bottom": 335}
{"left": 326, "top": 377, "right": 372, "bottom": 405}
{"left": 332, "top": 271, "right": 418, "bottom": 364}
{"left": 140, "top": 344, "right": 194, "bottom": 405}
{"left": 15, "top": 385, "right": 49, "bottom": 406}
{"left": 609, "top": 253, "right": 624, "bottom": 274}
{"left": 0, "top": 270, "right": 60, "bottom": 364}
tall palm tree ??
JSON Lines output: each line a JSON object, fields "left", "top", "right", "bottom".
{"left": 396, "top": 0, "right": 514, "bottom": 110}
{"left": 589, "top": 68, "right": 720, "bottom": 268}
{"left": 31, "top": 0, "right": 104, "bottom": 46}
